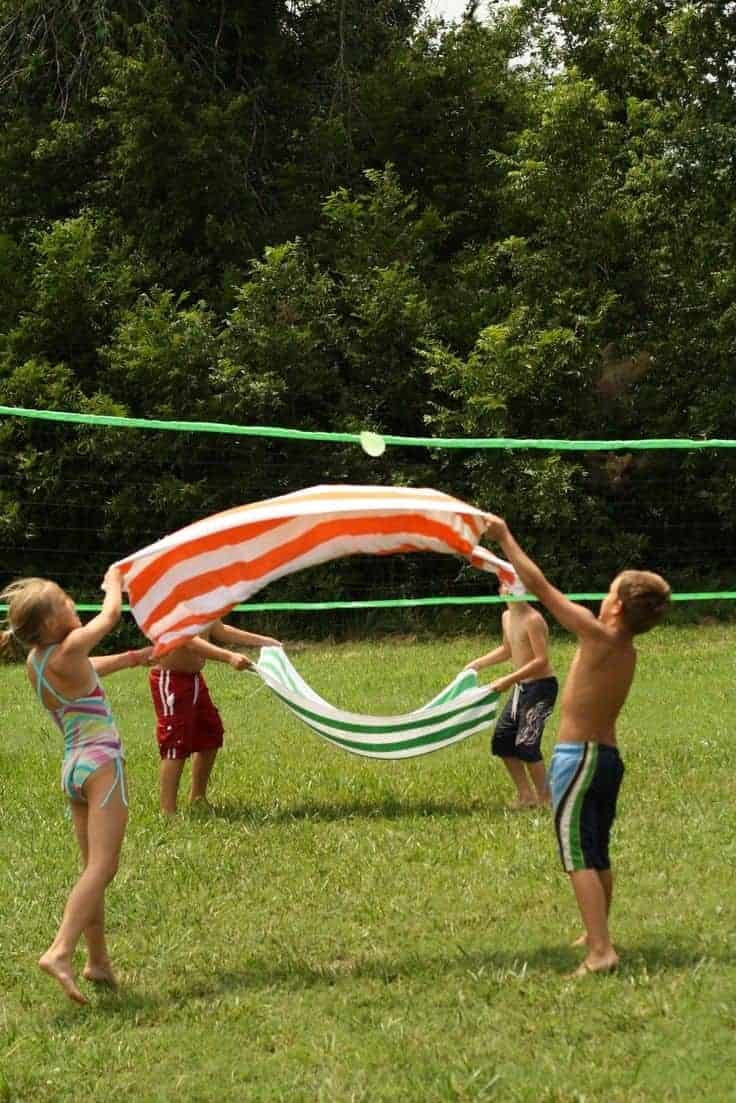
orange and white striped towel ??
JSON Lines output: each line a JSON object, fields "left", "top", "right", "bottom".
{"left": 114, "top": 485, "right": 518, "bottom": 655}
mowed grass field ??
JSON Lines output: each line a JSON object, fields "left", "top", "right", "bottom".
{"left": 1, "top": 624, "right": 736, "bottom": 1103}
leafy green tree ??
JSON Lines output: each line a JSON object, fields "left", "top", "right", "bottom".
{"left": 2, "top": 0, "right": 736, "bottom": 612}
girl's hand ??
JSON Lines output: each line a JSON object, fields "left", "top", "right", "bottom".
{"left": 101, "top": 565, "right": 122, "bottom": 593}
{"left": 464, "top": 660, "right": 480, "bottom": 671}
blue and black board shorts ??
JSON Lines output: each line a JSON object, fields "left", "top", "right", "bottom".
{"left": 550, "top": 742, "right": 625, "bottom": 872}
{"left": 491, "top": 676, "right": 558, "bottom": 763}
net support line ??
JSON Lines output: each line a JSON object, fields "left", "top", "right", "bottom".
{"left": 1, "top": 404, "right": 733, "bottom": 606}
{"left": 1, "top": 593, "right": 734, "bottom": 615}
{"left": 1, "top": 404, "right": 735, "bottom": 450}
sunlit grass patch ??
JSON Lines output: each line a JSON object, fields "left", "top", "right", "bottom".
{"left": 1, "top": 625, "right": 735, "bottom": 1101}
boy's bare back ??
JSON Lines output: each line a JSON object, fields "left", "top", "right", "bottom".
{"left": 557, "top": 630, "right": 636, "bottom": 746}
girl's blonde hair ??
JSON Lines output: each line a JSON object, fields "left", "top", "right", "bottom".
{"left": 0, "top": 577, "right": 59, "bottom": 658}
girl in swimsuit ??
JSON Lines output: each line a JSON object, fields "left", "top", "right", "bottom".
{"left": 0, "top": 567, "right": 152, "bottom": 1004}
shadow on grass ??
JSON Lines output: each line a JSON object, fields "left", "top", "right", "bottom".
{"left": 51, "top": 947, "right": 567, "bottom": 1024}
{"left": 52, "top": 936, "right": 731, "bottom": 1024}
{"left": 617, "top": 937, "right": 728, "bottom": 973}
{"left": 207, "top": 796, "right": 511, "bottom": 824}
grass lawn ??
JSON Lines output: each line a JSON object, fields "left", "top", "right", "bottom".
{"left": 1, "top": 624, "right": 735, "bottom": 1102}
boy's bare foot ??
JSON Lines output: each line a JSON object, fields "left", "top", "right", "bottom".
{"left": 83, "top": 961, "right": 118, "bottom": 987}
{"left": 571, "top": 952, "right": 619, "bottom": 977}
{"left": 39, "top": 951, "right": 87, "bottom": 1005}
{"left": 188, "top": 797, "right": 215, "bottom": 816}
{"left": 507, "top": 797, "right": 537, "bottom": 811}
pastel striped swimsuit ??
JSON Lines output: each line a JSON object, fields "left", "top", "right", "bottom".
{"left": 32, "top": 645, "right": 127, "bottom": 806}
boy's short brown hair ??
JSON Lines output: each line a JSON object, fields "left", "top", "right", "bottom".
{"left": 615, "top": 570, "right": 671, "bottom": 635}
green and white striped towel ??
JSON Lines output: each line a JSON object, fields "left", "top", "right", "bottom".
{"left": 255, "top": 646, "right": 499, "bottom": 759}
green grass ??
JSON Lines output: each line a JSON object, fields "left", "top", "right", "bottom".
{"left": 2, "top": 626, "right": 736, "bottom": 1102}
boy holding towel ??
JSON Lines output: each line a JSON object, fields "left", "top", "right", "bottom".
{"left": 483, "top": 515, "right": 670, "bottom": 975}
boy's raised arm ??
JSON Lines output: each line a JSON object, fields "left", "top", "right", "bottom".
{"left": 485, "top": 515, "right": 603, "bottom": 639}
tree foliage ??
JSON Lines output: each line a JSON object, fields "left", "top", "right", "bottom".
{"left": 1, "top": 0, "right": 735, "bottom": 618}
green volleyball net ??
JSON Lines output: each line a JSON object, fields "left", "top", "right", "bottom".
{"left": 1, "top": 404, "right": 735, "bottom": 617}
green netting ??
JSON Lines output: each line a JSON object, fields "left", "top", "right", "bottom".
{"left": 1, "top": 404, "right": 734, "bottom": 611}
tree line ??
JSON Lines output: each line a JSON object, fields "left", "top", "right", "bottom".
{"left": 1, "top": 0, "right": 735, "bottom": 622}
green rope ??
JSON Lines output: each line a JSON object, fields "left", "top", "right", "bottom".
{"left": 2, "top": 404, "right": 733, "bottom": 606}
{"left": 1, "top": 404, "right": 735, "bottom": 450}
{"left": 1, "top": 593, "right": 734, "bottom": 615}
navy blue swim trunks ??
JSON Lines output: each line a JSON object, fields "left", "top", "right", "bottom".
{"left": 491, "top": 676, "right": 558, "bottom": 763}
{"left": 549, "top": 742, "right": 625, "bottom": 872}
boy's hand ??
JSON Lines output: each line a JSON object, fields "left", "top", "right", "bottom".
{"left": 483, "top": 514, "right": 509, "bottom": 543}
{"left": 130, "top": 647, "right": 155, "bottom": 667}
{"left": 229, "top": 653, "right": 254, "bottom": 672}
{"left": 464, "top": 660, "right": 480, "bottom": 671}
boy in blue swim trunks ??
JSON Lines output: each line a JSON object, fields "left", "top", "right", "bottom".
{"left": 483, "top": 515, "right": 670, "bottom": 976}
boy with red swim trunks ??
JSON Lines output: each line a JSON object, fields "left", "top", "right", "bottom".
{"left": 150, "top": 619, "right": 281, "bottom": 814}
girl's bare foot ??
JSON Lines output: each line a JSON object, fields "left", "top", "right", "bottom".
{"left": 571, "top": 951, "right": 619, "bottom": 977}
{"left": 39, "top": 951, "right": 87, "bottom": 1004}
{"left": 571, "top": 933, "right": 588, "bottom": 947}
{"left": 83, "top": 960, "right": 118, "bottom": 987}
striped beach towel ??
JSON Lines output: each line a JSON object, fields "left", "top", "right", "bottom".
{"left": 115, "top": 484, "right": 517, "bottom": 656}
{"left": 255, "top": 647, "right": 500, "bottom": 759}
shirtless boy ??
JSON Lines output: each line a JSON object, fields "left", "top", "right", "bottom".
{"left": 484, "top": 515, "right": 670, "bottom": 975}
{"left": 150, "top": 620, "right": 281, "bottom": 814}
{"left": 466, "top": 581, "right": 557, "bottom": 808}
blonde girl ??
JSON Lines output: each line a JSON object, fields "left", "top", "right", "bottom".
{"left": 0, "top": 567, "right": 151, "bottom": 1004}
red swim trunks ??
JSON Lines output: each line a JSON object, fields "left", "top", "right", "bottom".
{"left": 149, "top": 669, "right": 224, "bottom": 760}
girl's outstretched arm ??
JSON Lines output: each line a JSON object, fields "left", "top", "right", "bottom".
{"left": 61, "top": 566, "right": 124, "bottom": 658}
{"left": 91, "top": 647, "right": 154, "bottom": 676}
